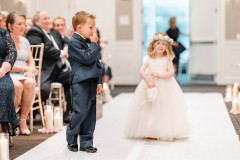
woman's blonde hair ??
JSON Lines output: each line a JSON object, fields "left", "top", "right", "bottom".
{"left": 147, "top": 32, "right": 175, "bottom": 58}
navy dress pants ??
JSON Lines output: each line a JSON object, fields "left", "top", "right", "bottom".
{"left": 66, "top": 78, "right": 97, "bottom": 148}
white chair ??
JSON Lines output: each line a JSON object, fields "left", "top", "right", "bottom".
{"left": 48, "top": 82, "right": 67, "bottom": 112}
{"left": 30, "top": 43, "right": 45, "bottom": 132}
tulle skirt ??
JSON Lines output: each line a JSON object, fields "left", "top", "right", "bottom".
{"left": 124, "top": 78, "right": 190, "bottom": 140}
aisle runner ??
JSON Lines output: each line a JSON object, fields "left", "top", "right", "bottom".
{"left": 16, "top": 93, "right": 240, "bottom": 160}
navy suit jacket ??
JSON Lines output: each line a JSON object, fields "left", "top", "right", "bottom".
{"left": 68, "top": 33, "right": 102, "bottom": 84}
{"left": 26, "top": 25, "right": 64, "bottom": 83}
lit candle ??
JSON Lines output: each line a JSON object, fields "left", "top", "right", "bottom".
{"left": 230, "top": 97, "right": 239, "bottom": 114}
{"left": 233, "top": 83, "right": 239, "bottom": 97}
{"left": 225, "top": 86, "right": 232, "bottom": 102}
{"left": 54, "top": 113, "right": 63, "bottom": 131}
{"left": 54, "top": 107, "right": 63, "bottom": 131}
{"left": 0, "top": 133, "right": 9, "bottom": 160}
{"left": 226, "top": 87, "right": 232, "bottom": 93}
{"left": 45, "top": 105, "right": 53, "bottom": 130}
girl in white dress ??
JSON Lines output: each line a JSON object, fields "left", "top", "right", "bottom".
{"left": 124, "top": 32, "right": 190, "bottom": 141}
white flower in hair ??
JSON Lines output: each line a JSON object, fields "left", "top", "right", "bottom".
{"left": 149, "top": 34, "right": 173, "bottom": 45}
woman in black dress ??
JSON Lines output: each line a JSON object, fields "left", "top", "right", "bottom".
{"left": 166, "top": 17, "right": 186, "bottom": 76}
{"left": 0, "top": 24, "right": 18, "bottom": 135}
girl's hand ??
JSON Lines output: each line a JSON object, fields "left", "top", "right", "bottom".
{"left": 96, "top": 85, "right": 103, "bottom": 94}
{"left": 151, "top": 72, "right": 159, "bottom": 78}
{"left": 148, "top": 81, "right": 155, "bottom": 88}
{"left": 0, "top": 67, "right": 7, "bottom": 78}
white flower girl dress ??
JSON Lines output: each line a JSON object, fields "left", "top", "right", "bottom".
{"left": 124, "top": 56, "right": 190, "bottom": 140}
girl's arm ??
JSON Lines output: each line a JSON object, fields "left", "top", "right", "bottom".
{"left": 151, "top": 60, "right": 174, "bottom": 79}
{"left": 140, "top": 59, "right": 154, "bottom": 87}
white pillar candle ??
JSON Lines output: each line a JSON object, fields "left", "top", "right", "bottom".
{"left": 54, "top": 115, "right": 63, "bottom": 130}
{"left": 233, "top": 83, "right": 239, "bottom": 97}
{"left": 0, "top": 134, "right": 9, "bottom": 160}
{"left": 225, "top": 91, "right": 232, "bottom": 99}
{"left": 45, "top": 108, "right": 53, "bottom": 130}
{"left": 230, "top": 97, "right": 239, "bottom": 114}
{"left": 226, "top": 87, "right": 232, "bottom": 93}
{"left": 53, "top": 107, "right": 63, "bottom": 131}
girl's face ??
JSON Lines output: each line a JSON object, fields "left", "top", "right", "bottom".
{"left": 154, "top": 40, "right": 167, "bottom": 55}
{"left": 9, "top": 15, "right": 26, "bottom": 36}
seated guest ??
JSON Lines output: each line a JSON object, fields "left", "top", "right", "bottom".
{"left": 0, "top": 10, "right": 9, "bottom": 29}
{"left": 53, "top": 16, "right": 72, "bottom": 120}
{"left": 0, "top": 7, "right": 18, "bottom": 136}
{"left": 53, "top": 17, "right": 69, "bottom": 46}
{"left": 24, "top": 17, "right": 34, "bottom": 36}
{"left": 26, "top": 11, "right": 72, "bottom": 122}
{"left": 7, "top": 11, "right": 37, "bottom": 135}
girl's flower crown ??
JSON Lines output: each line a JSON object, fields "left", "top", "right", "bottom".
{"left": 149, "top": 34, "right": 174, "bottom": 45}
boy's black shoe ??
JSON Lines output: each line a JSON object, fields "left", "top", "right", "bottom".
{"left": 80, "top": 146, "right": 97, "bottom": 153}
{"left": 67, "top": 144, "right": 78, "bottom": 152}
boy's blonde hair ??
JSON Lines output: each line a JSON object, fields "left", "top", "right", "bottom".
{"left": 147, "top": 32, "right": 175, "bottom": 58}
{"left": 72, "top": 11, "right": 95, "bottom": 31}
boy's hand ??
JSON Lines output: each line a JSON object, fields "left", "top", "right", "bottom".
{"left": 96, "top": 84, "right": 103, "bottom": 94}
{"left": 90, "top": 33, "right": 99, "bottom": 43}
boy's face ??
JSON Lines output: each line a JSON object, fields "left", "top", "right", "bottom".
{"left": 77, "top": 18, "right": 95, "bottom": 39}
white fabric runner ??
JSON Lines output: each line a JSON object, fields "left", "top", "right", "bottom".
{"left": 16, "top": 93, "right": 240, "bottom": 160}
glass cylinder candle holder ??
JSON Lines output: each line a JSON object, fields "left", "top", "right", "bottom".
{"left": 0, "top": 133, "right": 9, "bottom": 160}
{"left": 230, "top": 97, "right": 239, "bottom": 114}
{"left": 225, "top": 85, "right": 233, "bottom": 102}
{"left": 54, "top": 107, "right": 63, "bottom": 131}
{"left": 44, "top": 105, "right": 54, "bottom": 131}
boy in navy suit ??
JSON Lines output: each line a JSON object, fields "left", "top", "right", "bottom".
{"left": 66, "top": 11, "right": 102, "bottom": 153}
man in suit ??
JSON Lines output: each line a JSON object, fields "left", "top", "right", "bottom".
{"left": 26, "top": 11, "right": 72, "bottom": 121}
{"left": 53, "top": 17, "right": 69, "bottom": 46}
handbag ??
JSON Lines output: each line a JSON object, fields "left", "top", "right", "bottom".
{"left": 145, "top": 77, "right": 158, "bottom": 103}
{"left": 146, "top": 87, "right": 158, "bottom": 103}
{"left": 96, "top": 94, "right": 103, "bottom": 120}
{"left": 173, "top": 42, "right": 186, "bottom": 56}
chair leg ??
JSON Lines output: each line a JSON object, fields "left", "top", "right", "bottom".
{"left": 39, "top": 102, "right": 45, "bottom": 129}
{"left": 30, "top": 109, "right": 34, "bottom": 132}
{"left": 61, "top": 87, "right": 66, "bottom": 112}
{"left": 9, "top": 136, "right": 13, "bottom": 143}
